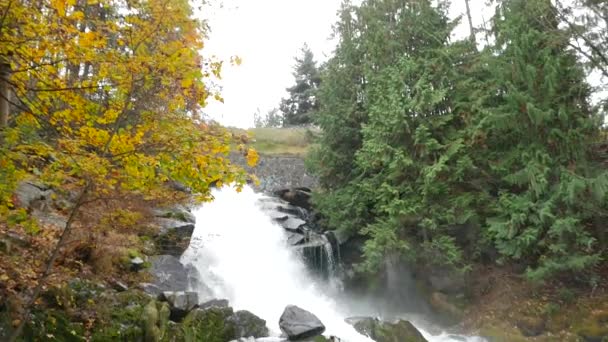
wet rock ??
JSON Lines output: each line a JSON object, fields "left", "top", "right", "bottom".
{"left": 200, "top": 299, "right": 230, "bottom": 310}
{"left": 229, "top": 310, "right": 269, "bottom": 338}
{"left": 345, "top": 317, "right": 427, "bottom": 342}
{"left": 149, "top": 255, "right": 188, "bottom": 291}
{"left": 287, "top": 232, "right": 306, "bottom": 246}
{"left": 159, "top": 291, "right": 199, "bottom": 321}
{"left": 280, "top": 216, "right": 307, "bottom": 232}
{"left": 279, "top": 305, "right": 326, "bottom": 340}
{"left": 154, "top": 219, "right": 195, "bottom": 256}
{"left": 275, "top": 188, "right": 312, "bottom": 210}
{"left": 182, "top": 306, "right": 236, "bottom": 340}
{"left": 153, "top": 205, "right": 196, "bottom": 224}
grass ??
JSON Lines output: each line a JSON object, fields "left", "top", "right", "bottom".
{"left": 231, "top": 127, "right": 318, "bottom": 156}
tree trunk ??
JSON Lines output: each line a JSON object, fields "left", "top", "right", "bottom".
{"left": 464, "top": 0, "right": 476, "bottom": 44}
{"left": 0, "top": 59, "right": 10, "bottom": 128}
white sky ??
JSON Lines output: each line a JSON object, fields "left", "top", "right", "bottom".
{"left": 198, "top": 1, "right": 496, "bottom": 128}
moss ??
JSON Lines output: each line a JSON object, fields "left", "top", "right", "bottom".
{"left": 23, "top": 309, "right": 85, "bottom": 342}
{"left": 576, "top": 321, "right": 608, "bottom": 341}
{"left": 181, "top": 307, "right": 236, "bottom": 342}
{"left": 479, "top": 325, "right": 530, "bottom": 342}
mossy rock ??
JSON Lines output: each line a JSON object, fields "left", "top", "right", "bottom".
{"left": 181, "top": 307, "right": 236, "bottom": 342}
{"left": 479, "top": 325, "right": 536, "bottom": 342}
{"left": 351, "top": 318, "right": 427, "bottom": 342}
{"left": 374, "top": 320, "right": 427, "bottom": 342}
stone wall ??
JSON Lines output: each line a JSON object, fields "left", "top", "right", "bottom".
{"left": 231, "top": 153, "right": 318, "bottom": 193}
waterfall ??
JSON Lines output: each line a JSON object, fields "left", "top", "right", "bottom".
{"left": 181, "top": 186, "right": 485, "bottom": 342}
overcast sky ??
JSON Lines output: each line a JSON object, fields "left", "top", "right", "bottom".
{"left": 199, "top": 0, "right": 495, "bottom": 128}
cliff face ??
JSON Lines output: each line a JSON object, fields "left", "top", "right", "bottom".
{"left": 231, "top": 153, "right": 317, "bottom": 193}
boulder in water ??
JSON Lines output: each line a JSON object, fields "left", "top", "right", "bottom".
{"left": 279, "top": 305, "right": 326, "bottom": 340}
{"left": 229, "top": 310, "right": 269, "bottom": 338}
{"left": 345, "top": 317, "right": 427, "bottom": 342}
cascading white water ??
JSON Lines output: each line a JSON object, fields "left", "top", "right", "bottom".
{"left": 181, "top": 186, "right": 485, "bottom": 342}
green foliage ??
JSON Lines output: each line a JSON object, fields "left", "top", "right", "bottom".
{"left": 309, "top": 0, "right": 607, "bottom": 282}
{"left": 280, "top": 45, "right": 321, "bottom": 126}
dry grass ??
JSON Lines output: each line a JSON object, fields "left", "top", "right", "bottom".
{"left": 242, "top": 127, "right": 318, "bottom": 156}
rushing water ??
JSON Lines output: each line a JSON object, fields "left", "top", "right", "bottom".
{"left": 181, "top": 186, "right": 484, "bottom": 342}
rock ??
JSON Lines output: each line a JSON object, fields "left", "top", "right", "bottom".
{"left": 153, "top": 206, "right": 196, "bottom": 224}
{"left": 14, "top": 181, "right": 53, "bottom": 210}
{"left": 200, "top": 299, "right": 230, "bottom": 310}
{"left": 346, "top": 317, "right": 427, "bottom": 342}
{"left": 267, "top": 210, "right": 289, "bottom": 222}
{"left": 277, "top": 204, "right": 306, "bottom": 217}
{"left": 287, "top": 232, "right": 306, "bottom": 246}
{"left": 279, "top": 305, "right": 325, "bottom": 340}
{"left": 113, "top": 280, "right": 129, "bottom": 292}
{"left": 149, "top": 255, "right": 189, "bottom": 292}
{"left": 182, "top": 306, "right": 236, "bottom": 341}
{"left": 159, "top": 291, "right": 199, "bottom": 321}
{"left": 348, "top": 316, "right": 380, "bottom": 337}
{"left": 516, "top": 316, "right": 546, "bottom": 337}
{"left": 140, "top": 283, "right": 162, "bottom": 297}
{"left": 167, "top": 180, "right": 191, "bottom": 193}
{"left": 156, "top": 218, "right": 195, "bottom": 236}
{"left": 131, "top": 257, "right": 145, "bottom": 271}
{"left": 275, "top": 188, "right": 312, "bottom": 210}
{"left": 154, "top": 219, "right": 195, "bottom": 256}
{"left": 229, "top": 310, "right": 269, "bottom": 338}
{"left": 279, "top": 216, "right": 307, "bottom": 232}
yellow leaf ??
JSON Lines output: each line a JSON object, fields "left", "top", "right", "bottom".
{"left": 246, "top": 148, "right": 259, "bottom": 167}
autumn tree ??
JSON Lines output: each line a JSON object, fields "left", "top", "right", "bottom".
{"left": 0, "top": 0, "right": 257, "bottom": 339}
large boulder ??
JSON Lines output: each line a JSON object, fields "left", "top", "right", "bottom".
{"left": 279, "top": 305, "right": 325, "bottom": 340}
{"left": 148, "top": 255, "right": 188, "bottom": 293}
{"left": 159, "top": 291, "right": 199, "bottom": 321}
{"left": 182, "top": 305, "right": 269, "bottom": 341}
{"left": 153, "top": 219, "right": 195, "bottom": 256}
{"left": 152, "top": 205, "right": 196, "bottom": 224}
{"left": 14, "top": 181, "right": 54, "bottom": 210}
{"left": 228, "top": 310, "right": 269, "bottom": 338}
{"left": 346, "top": 317, "right": 427, "bottom": 342}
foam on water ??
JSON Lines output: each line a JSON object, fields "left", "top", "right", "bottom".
{"left": 182, "top": 186, "right": 484, "bottom": 342}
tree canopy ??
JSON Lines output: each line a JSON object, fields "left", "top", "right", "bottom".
{"left": 309, "top": 0, "right": 608, "bottom": 282}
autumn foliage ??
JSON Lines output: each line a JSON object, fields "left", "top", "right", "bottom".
{"left": 0, "top": 0, "right": 258, "bottom": 337}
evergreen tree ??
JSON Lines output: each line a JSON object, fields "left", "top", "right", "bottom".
{"left": 280, "top": 45, "right": 321, "bottom": 126}
{"left": 477, "top": 0, "right": 607, "bottom": 280}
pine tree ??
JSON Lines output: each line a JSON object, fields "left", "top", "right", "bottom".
{"left": 280, "top": 45, "right": 321, "bottom": 126}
